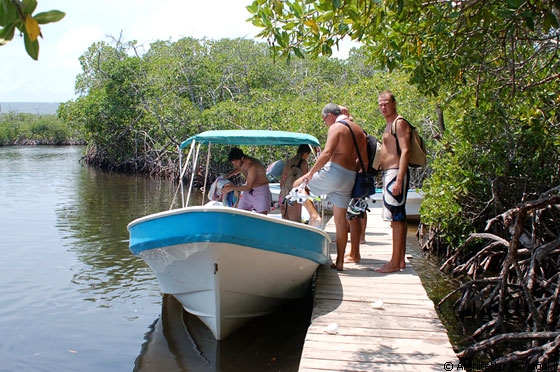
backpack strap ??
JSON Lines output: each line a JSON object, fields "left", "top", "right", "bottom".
{"left": 338, "top": 120, "right": 367, "bottom": 174}
{"left": 391, "top": 115, "right": 410, "bottom": 156}
{"left": 390, "top": 115, "right": 402, "bottom": 135}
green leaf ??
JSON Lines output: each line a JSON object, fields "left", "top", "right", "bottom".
{"left": 284, "top": 21, "right": 297, "bottom": 30}
{"left": 24, "top": 31, "right": 39, "bottom": 60}
{"left": 245, "top": 4, "right": 258, "bottom": 14}
{"left": 498, "top": 8, "right": 515, "bottom": 18}
{"left": 316, "top": 11, "right": 334, "bottom": 23}
{"left": 505, "top": 0, "right": 522, "bottom": 9}
{"left": 273, "top": 0, "right": 283, "bottom": 15}
{"left": 0, "top": 23, "right": 16, "bottom": 42}
{"left": 289, "top": 1, "right": 303, "bottom": 18}
{"left": 523, "top": 15, "right": 534, "bottom": 31}
{"left": 397, "top": 0, "right": 404, "bottom": 14}
{"left": 34, "top": 10, "right": 65, "bottom": 24}
{"left": 543, "top": 10, "right": 560, "bottom": 32}
{"left": 274, "top": 29, "right": 285, "bottom": 47}
{"left": 259, "top": 9, "right": 273, "bottom": 28}
{"left": 252, "top": 17, "right": 265, "bottom": 28}
{"left": 0, "top": 0, "right": 18, "bottom": 26}
{"left": 293, "top": 46, "right": 305, "bottom": 58}
{"left": 315, "top": 1, "right": 333, "bottom": 12}
{"left": 22, "top": 0, "right": 38, "bottom": 14}
{"left": 321, "top": 42, "right": 332, "bottom": 56}
{"left": 281, "top": 30, "right": 290, "bottom": 47}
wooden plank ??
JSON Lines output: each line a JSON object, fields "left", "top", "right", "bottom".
{"left": 311, "top": 300, "right": 445, "bottom": 320}
{"left": 299, "top": 358, "right": 447, "bottom": 372}
{"left": 302, "top": 335, "right": 457, "bottom": 349}
{"left": 299, "top": 210, "right": 459, "bottom": 371}
{"left": 300, "top": 350, "right": 453, "bottom": 366}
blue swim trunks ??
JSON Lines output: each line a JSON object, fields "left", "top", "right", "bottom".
{"left": 382, "top": 168, "right": 409, "bottom": 222}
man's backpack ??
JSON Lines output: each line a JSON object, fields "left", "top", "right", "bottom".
{"left": 365, "top": 133, "right": 381, "bottom": 175}
{"left": 391, "top": 115, "right": 427, "bottom": 168}
{"left": 338, "top": 120, "right": 381, "bottom": 176}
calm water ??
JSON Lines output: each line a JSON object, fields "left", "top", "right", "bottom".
{"left": 0, "top": 146, "right": 309, "bottom": 372}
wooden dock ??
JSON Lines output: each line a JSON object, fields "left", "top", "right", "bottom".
{"left": 299, "top": 209, "right": 459, "bottom": 371}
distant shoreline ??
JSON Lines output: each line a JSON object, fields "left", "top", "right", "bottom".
{"left": 0, "top": 140, "right": 86, "bottom": 146}
{"left": 0, "top": 102, "right": 61, "bottom": 115}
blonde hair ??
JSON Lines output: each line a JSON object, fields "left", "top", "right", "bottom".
{"left": 378, "top": 90, "right": 396, "bottom": 103}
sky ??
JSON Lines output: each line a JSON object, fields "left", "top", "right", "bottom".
{"left": 1, "top": 0, "right": 355, "bottom": 103}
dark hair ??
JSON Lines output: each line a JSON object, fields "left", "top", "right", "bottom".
{"left": 297, "top": 144, "right": 311, "bottom": 155}
{"left": 228, "top": 147, "right": 244, "bottom": 161}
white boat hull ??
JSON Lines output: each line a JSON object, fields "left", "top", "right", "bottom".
{"left": 128, "top": 205, "right": 330, "bottom": 340}
{"left": 269, "top": 182, "right": 280, "bottom": 204}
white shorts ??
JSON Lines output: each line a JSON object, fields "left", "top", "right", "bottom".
{"left": 382, "top": 168, "right": 409, "bottom": 222}
{"left": 308, "top": 162, "right": 355, "bottom": 209}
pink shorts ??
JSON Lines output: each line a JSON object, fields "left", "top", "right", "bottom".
{"left": 237, "top": 184, "right": 272, "bottom": 213}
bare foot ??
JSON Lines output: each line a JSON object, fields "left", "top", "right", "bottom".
{"left": 344, "top": 254, "right": 361, "bottom": 263}
{"left": 330, "top": 255, "right": 345, "bottom": 271}
{"left": 374, "top": 263, "right": 401, "bottom": 273}
{"left": 360, "top": 239, "right": 366, "bottom": 244}
{"left": 330, "top": 263, "right": 343, "bottom": 271}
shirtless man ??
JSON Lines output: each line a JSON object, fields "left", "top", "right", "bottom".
{"left": 294, "top": 103, "right": 367, "bottom": 271}
{"left": 375, "top": 91, "right": 411, "bottom": 273}
{"left": 222, "top": 147, "right": 271, "bottom": 214}
{"left": 339, "top": 105, "right": 367, "bottom": 265}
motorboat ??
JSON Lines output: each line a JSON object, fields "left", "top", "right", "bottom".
{"left": 127, "top": 130, "right": 331, "bottom": 340}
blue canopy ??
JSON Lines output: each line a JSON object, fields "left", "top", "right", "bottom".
{"left": 179, "top": 130, "right": 320, "bottom": 149}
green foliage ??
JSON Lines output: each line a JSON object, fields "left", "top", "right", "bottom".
{"left": 60, "top": 36, "right": 438, "bottom": 178}
{"left": 0, "top": 0, "right": 65, "bottom": 60}
{"left": 247, "top": 0, "right": 560, "bottom": 95}
{"left": 421, "top": 152, "right": 477, "bottom": 246}
{"left": 0, "top": 111, "right": 84, "bottom": 145}
{"left": 420, "top": 88, "right": 560, "bottom": 246}
{"left": 61, "top": 29, "right": 560, "bottom": 258}
{"left": 245, "top": 0, "right": 560, "bottom": 250}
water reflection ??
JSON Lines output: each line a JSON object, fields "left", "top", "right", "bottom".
{"left": 0, "top": 146, "right": 464, "bottom": 372}
{"left": 135, "top": 294, "right": 311, "bottom": 372}
{"left": 0, "top": 145, "right": 311, "bottom": 372}
{"left": 55, "top": 167, "right": 178, "bottom": 304}
{"left": 406, "top": 226, "right": 471, "bottom": 351}
{"left": 0, "top": 146, "right": 168, "bottom": 371}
